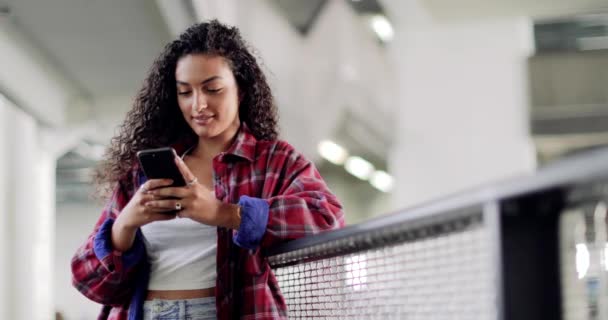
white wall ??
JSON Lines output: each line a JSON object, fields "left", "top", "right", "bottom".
{"left": 54, "top": 202, "right": 103, "bottom": 320}
{"left": 387, "top": 0, "right": 537, "bottom": 208}
{"left": 0, "top": 94, "right": 55, "bottom": 319}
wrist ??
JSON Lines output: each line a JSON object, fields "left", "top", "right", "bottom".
{"left": 218, "top": 202, "right": 241, "bottom": 229}
{"left": 114, "top": 214, "right": 138, "bottom": 231}
{"left": 112, "top": 217, "right": 138, "bottom": 252}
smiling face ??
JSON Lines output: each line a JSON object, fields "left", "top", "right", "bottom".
{"left": 175, "top": 54, "right": 241, "bottom": 144}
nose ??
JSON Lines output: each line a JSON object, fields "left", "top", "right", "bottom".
{"left": 192, "top": 91, "right": 207, "bottom": 113}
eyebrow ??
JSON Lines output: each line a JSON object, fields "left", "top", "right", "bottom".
{"left": 176, "top": 76, "right": 222, "bottom": 86}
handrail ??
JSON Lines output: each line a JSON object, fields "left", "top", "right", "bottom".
{"left": 266, "top": 147, "right": 608, "bottom": 258}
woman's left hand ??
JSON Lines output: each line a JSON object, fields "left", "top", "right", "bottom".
{"left": 145, "top": 156, "right": 222, "bottom": 226}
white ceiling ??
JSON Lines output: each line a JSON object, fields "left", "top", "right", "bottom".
{"left": 1, "top": 0, "right": 171, "bottom": 99}
{"left": 419, "top": 0, "right": 608, "bottom": 22}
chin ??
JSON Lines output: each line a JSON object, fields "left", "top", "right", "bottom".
{"left": 193, "top": 129, "right": 215, "bottom": 139}
{"left": 189, "top": 119, "right": 238, "bottom": 140}
{"left": 191, "top": 124, "right": 220, "bottom": 139}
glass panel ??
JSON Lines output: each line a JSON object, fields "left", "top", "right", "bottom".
{"left": 560, "top": 201, "right": 608, "bottom": 320}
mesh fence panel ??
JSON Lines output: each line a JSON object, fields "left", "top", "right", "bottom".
{"left": 270, "top": 213, "right": 498, "bottom": 319}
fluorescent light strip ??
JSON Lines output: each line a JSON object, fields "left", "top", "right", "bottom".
{"left": 318, "top": 140, "right": 348, "bottom": 165}
{"left": 370, "top": 170, "right": 394, "bottom": 193}
{"left": 345, "top": 156, "right": 375, "bottom": 180}
{"left": 318, "top": 139, "right": 395, "bottom": 193}
{"left": 370, "top": 14, "right": 394, "bottom": 42}
{"left": 576, "top": 243, "right": 590, "bottom": 279}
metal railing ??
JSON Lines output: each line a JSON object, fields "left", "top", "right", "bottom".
{"left": 266, "top": 147, "right": 608, "bottom": 320}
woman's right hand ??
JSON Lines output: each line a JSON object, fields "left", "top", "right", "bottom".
{"left": 111, "top": 179, "right": 176, "bottom": 252}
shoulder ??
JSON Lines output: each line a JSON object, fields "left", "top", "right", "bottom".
{"left": 255, "top": 139, "right": 304, "bottom": 162}
{"left": 252, "top": 140, "right": 317, "bottom": 178}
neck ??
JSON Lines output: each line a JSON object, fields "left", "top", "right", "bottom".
{"left": 191, "top": 140, "right": 229, "bottom": 161}
{"left": 191, "top": 122, "right": 240, "bottom": 160}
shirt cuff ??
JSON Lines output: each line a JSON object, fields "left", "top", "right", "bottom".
{"left": 232, "top": 196, "right": 269, "bottom": 250}
{"left": 93, "top": 218, "right": 145, "bottom": 273}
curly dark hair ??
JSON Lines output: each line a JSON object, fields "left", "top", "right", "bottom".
{"left": 95, "top": 20, "right": 278, "bottom": 194}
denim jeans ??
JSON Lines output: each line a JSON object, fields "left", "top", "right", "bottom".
{"left": 143, "top": 297, "right": 216, "bottom": 320}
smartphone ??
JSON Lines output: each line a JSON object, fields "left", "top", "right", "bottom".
{"left": 136, "top": 147, "right": 187, "bottom": 187}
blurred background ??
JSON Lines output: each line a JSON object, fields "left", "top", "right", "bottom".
{"left": 1, "top": 0, "right": 608, "bottom": 319}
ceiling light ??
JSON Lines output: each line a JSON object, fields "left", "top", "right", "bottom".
{"left": 318, "top": 140, "right": 348, "bottom": 165}
{"left": 370, "top": 170, "right": 394, "bottom": 192}
{"left": 605, "top": 244, "right": 608, "bottom": 272}
{"left": 345, "top": 156, "right": 374, "bottom": 180}
{"left": 370, "top": 14, "right": 394, "bottom": 42}
{"left": 576, "top": 243, "right": 590, "bottom": 279}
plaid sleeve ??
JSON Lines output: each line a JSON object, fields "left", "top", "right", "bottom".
{"left": 236, "top": 142, "right": 345, "bottom": 250}
{"left": 71, "top": 181, "right": 145, "bottom": 306}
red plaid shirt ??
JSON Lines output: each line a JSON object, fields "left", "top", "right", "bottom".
{"left": 71, "top": 124, "right": 345, "bottom": 319}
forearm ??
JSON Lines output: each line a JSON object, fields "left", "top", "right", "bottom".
{"left": 111, "top": 218, "right": 138, "bottom": 252}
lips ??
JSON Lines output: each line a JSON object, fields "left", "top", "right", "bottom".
{"left": 192, "top": 114, "right": 214, "bottom": 125}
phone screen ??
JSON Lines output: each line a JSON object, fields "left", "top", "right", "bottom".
{"left": 136, "top": 147, "right": 187, "bottom": 187}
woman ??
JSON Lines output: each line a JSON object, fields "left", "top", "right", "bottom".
{"left": 71, "top": 20, "right": 344, "bottom": 320}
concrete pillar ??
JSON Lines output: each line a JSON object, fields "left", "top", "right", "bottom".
{"left": 388, "top": 0, "right": 537, "bottom": 208}
{"left": 0, "top": 94, "right": 11, "bottom": 320}
{"left": 0, "top": 95, "right": 54, "bottom": 319}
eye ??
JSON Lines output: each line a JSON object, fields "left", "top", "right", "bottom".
{"left": 177, "top": 91, "right": 191, "bottom": 96}
{"left": 206, "top": 88, "right": 222, "bottom": 94}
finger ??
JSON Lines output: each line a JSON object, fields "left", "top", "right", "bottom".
{"left": 146, "top": 199, "right": 183, "bottom": 211}
{"left": 142, "top": 179, "right": 174, "bottom": 192}
{"left": 147, "top": 206, "right": 178, "bottom": 213}
{"left": 148, "top": 186, "right": 189, "bottom": 199}
{"left": 138, "top": 194, "right": 157, "bottom": 205}
{"left": 149, "top": 212, "right": 177, "bottom": 221}
{"left": 174, "top": 156, "right": 196, "bottom": 185}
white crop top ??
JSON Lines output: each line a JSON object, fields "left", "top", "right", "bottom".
{"left": 141, "top": 217, "right": 217, "bottom": 290}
